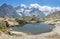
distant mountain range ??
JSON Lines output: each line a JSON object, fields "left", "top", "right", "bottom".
{"left": 0, "top": 3, "right": 60, "bottom": 18}
{"left": 15, "top": 4, "right": 60, "bottom": 17}
{"left": 15, "top": 5, "right": 45, "bottom": 18}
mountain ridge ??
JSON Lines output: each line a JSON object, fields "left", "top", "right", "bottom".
{"left": 0, "top": 3, "right": 20, "bottom": 18}
{"left": 0, "top": 3, "right": 60, "bottom": 18}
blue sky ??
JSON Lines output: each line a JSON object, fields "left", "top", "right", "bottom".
{"left": 0, "top": 0, "right": 60, "bottom": 7}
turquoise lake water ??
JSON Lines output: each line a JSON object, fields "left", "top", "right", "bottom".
{"left": 11, "top": 22, "right": 54, "bottom": 34}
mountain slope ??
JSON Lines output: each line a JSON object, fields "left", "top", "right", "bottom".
{"left": 15, "top": 5, "right": 45, "bottom": 18}
{"left": 46, "top": 11, "right": 60, "bottom": 19}
{"left": 0, "top": 3, "right": 20, "bottom": 18}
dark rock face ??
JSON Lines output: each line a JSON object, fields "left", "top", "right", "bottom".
{"left": 2, "top": 21, "right": 9, "bottom": 27}
{"left": 17, "top": 20, "right": 27, "bottom": 24}
{"left": 0, "top": 3, "right": 20, "bottom": 18}
{"left": 4, "top": 21, "right": 9, "bottom": 27}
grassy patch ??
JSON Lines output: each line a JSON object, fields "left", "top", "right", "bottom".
{"left": 0, "top": 25, "right": 10, "bottom": 34}
{"left": 18, "top": 24, "right": 25, "bottom": 27}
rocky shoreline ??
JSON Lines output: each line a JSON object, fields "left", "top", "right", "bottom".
{"left": 0, "top": 17, "right": 60, "bottom": 39}
{"left": 0, "top": 20, "right": 60, "bottom": 39}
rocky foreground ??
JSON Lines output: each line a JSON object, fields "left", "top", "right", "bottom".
{"left": 0, "top": 20, "right": 60, "bottom": 39}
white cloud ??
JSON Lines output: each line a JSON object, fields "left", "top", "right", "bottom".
{"left": 40, "top": 6, "right": 52, "bottom": 11}
{"left": 30, "top": 3, "right": 41, "bottom": 8}
{"left": 19, "top": 3, "right": 60, "bottom": 15}
{"left": 30, "top": 3, "right": 53, "bottom": 12}
{"left": 20, "top": 4, "right": 26, "bottom": 8}
{"left": 30, "top": 3, "right": 60, "bottom": 15}
{"left": 20, "top": 3, "right": 60, "bottom": 12}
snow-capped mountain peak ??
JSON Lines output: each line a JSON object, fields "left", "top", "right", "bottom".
{"left": 15, "top": 4, "right": 60, "bottom": 17}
